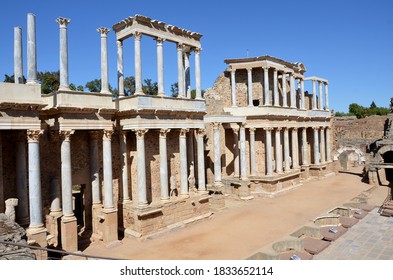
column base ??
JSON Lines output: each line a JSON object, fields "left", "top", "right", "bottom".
{"left": 26, "top": 226, "right": 47, "bottom": 260}
{"left": 101, "top": 208, "right": 118, "bottom": 243}
{"left": 60, "top": 215, "right": 78, "bottom": 253}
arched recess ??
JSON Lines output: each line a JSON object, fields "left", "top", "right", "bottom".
{"left": 333, "top": 146, "right": 365, "bottom": 162}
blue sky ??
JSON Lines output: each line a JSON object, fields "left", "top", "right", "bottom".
{"left": 0, "top": 0, "right": 392, "bottom": 113}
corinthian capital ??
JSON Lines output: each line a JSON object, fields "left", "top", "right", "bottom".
{"left": 56, "top": 17, "right": 71, "bottom": 28}
{"left": 60, "top": 130, "right": 75, "bottom": 141}
{"left": 179, "top": 128, "right": 189, "bottom": 137}
{"left": 159, "top": 128, "right": 171, "bottom": 138}
{"left": 103, "top": 130, "right": 114, "bottom": 141}
{"left": 133, "top": 31, "right": 142, "bottom": 41}
{"left": 27, "top": 130, "right": 43, "bottom": 142}
{"left": 97, "top": 27, "right": 110, "bottom": 36}
{"left": 135, "top": 129, "right": 148, "bottom": 139}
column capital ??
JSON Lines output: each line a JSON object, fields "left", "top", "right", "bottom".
{"left": 194, "top": 47, "right": 202, "bottom": 54}
{"left": 159, "top": 128, "right": 171, "bottom": 138}
{"left": 135, "top": 129, "right": 148, "bottom": 139}
{"left": 283, "top": 127, "right": 289, "bottom": 131}
{"left": 276, "top": 127, "right": 282, "bottom": 131}
{"left": 59, "top": 130, "right": 75, "bottom": 141}
{"left": 212, "top": 122, "right": 221, "bottom": 129}
{"left": 312, "top": 126, "right": 319, "bottom": 130}
{"left": 247, "top": 68, "right": 252, "bottom": 73}
{"left": 156, "top": 37, "right": 165, "bottom": 44}
{"left": 133, "top": 31, "right": 142, "bottom": 41}
{"left": 116, "top": 40, "right": 123, "bottom": 47}
{"left": 176, "top": 42, "right": 184, "bottom": 51}
{"left": 197, "top": 128, "right": 206, "bottom": 136}
{"left": 56, "top": 17, "right": 71, "bottom": 28}
{"left": 292, "top": 127, "right": 298, "bottom": 132}
{"left": 230, "top": 68, "right": 236, "bottom": 73}
{"left": 262, "top": 66, "right": 269, "bottom": 71}
{"left": 97, "top": 27, "right": 110, "bottom": 36}
{"left": 103, "top": 130, "right": 114, "bottom": 140}
{"left": 264, "top": 127, "right": 274, "bottom": 131}
{"left": 249, "top": 127, "right": 256, "bottom": 134}
{"left": 179, "top": 128, "right": 189, "bottom": 137}
{"left": 27, "top": 130, "right": 43, "bottom": 142}
{"left": 232, "top": 127, "right": 239, "bottom": 133}
{"left": 240, "top": 122, "right": 247, "bottom": 129}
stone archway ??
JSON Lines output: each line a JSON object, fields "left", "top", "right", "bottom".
{"left": 334, "top": 146, "right": 366, "bottom": 167}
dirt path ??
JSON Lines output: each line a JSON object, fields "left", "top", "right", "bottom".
{"left": 83, "top": 167, "right": 388, "bottom": 260}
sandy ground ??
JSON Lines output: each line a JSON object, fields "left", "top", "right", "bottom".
{"left": 82, "top": 166, "right": 389, "bottom": 260}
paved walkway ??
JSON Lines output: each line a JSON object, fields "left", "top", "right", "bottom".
{"left": 83, "top": 166, "right": 391, "bottom": 260}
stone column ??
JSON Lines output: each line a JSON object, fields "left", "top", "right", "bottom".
{"left": 265, "top": 128, "right": 273, "bottom": 175}
{"left": 301, "top": 79, "right": 305, "bottom": 110}
{"left": 56, "top": 17, "right": 71, "bottom": 90}
{"left": 195, "top": 48, "right": 202, "bottom": 99}
{"left": 14, "top": 27, "right": 23, "bottom": 84}
{"left": 134, "top": 32, "right": 143, "bottom": 95}
{"left": 26, "top": 13, "right": 37, "bottom": 85}
{"left": 177, "top": 43, "right": 185, "bottom": 98}
{"left": 312, "top": 80, "right": 317, "bottom": 110}
{"left": 103, "top": 130, "right": 114, "bottom": 209}
{"left": 136, "top": 129, "right": 148, "bottom": 206}
{"left": 233, "top": 127, "right": 240, "bottom": 177}
{"left": 159, "top": 129, "right": 170, "bottom": 201}
{"left": 156, "top": 38, "right": 165, "bottom": 96}
{"left": 16, "top": 136, "right": 29, "bottom": 226}
{"left": 0, "top": 134, "right": 4, "bottom": 214}
{"left": 119, "top": 131, "right": 130, "bottom": 203}
{"left": 230, "top": 69, "right": 237, "bottom": 107}
{"left": 240, "top": 123, "right": 247, "bottom": 179}
{"left": 117, "top": 40, "right": 125, "bottom": 96}
{"left": 184, "top": 51, "right": 191, "bottom": 98}
{"left": 60, "top": 130, "right": 74, "bottom": 217}
{"left": 249, "top": 128, "right": 256, "bottom": 176}
{"left": 98, "top": 27, "right": 110, "bottom": 94}
{"left": 197, "top": 129, "right": 207, "bottom": 193}
{"left": 301, "top": 127, "right": 309, "bottom": 166}
{"left": 247, "top": 68, "right": 253, "bottom": 107}
{"left": 313, "top": 127, "right": 320, "bottom": 165}
{"left": 282, "top": 72, "right": 287, "bottom": 107}
{"left": 320, "top": 127, "right": 326, "bottom": 164}
{"left": 283, "top": 128, "right": 290, "bottom": 172}
{"left": 275, "top": 128, "right": 283, "bottom": 173}
{"left": 291, "top": 128, "right": 300, "bottom": 169}
{"left": 263, "top": 67, "right": 271, "bottom": 106}
{"left": 318, "top": 81, "right": 323, "bottom": 109}
{"left": 273, "top": 69, "right": 279, "bottom": 106}
{"left": 324, "top": 82, "right": 329, "bottom": 110}
{"left": 179, "top": 129, "right": 189, "bottom": 196}
{"left": 212, "top": 123, "right": 222, "bottom": 184}
{"left": 290, "top": 74, "right": 296, "bottom": 108}
{"left": 326, "top": 127, "right": 331, "bottom": 162}
{"left": 89, "top": 131, "right": 101, "bottom": 205}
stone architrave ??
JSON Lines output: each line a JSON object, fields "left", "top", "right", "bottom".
{"left": 97, "top": 27, "right": 110, "bottom": 94}
{"left": 56, "top": 17, "right": 71, "bottom": 90}
{"left": 134, "top": 32, "right": 143, "bottom": 95}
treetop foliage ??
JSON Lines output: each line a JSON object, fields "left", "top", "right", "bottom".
{"left": 335, "top": 101, "right": 390, "bottom": 118}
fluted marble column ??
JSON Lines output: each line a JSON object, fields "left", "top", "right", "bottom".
{"left": 301, "top": 127, "right": 309, "bottom": 166}
{"left": 103, "top": 130, "right": 114, "bottom": 209}
{"left": 300, "top": 79, "right": 305, "bottom": 110}
{"left": 90, "top": 131, "right": 101, "bottom": 204}
{"left": 159, "top": 129, "right": 170, "bottom": 201}
{"left": 212, "top": 123, "right": 222, "bottom": 183}
{"left": 318, "top": 81, "right": 323, "bottom": 109}
{"left": 320, "top": 127, "right": 326, "bottom": 163}
{"left": 275, "top": 128, "right": 283, "bottom": 173}
{"left": 27, "top": 130, "right": 43, "bottom": 228}
{"left": 60, "top": 130, "right": 74, "bottom": 217}
{"left": 283, "top": 128, "right": 290, "bottom": 172}
{"left": 56, "top": 17, "right": 71, "bottom": 90}
{"left": 312, "top": 80, "right": 317, "bottom": 110}
{"left": 265, "top": 128, "right": 273, "bottom": 175}
{"left": 177, "top": 43, "right": 185, "bottom": 98}
{"left": 263, "top": 67, "right": 271, "bottom": 106}
{"left": 184, "top": 52, "right": 191, "bottom": 98}
{"left": 247, "top": 68, "right": 253, "bottom": 106}
{"left": 249, "top": 128, "right": 256, "bottom": 176}
{"left": 50, "top": 177, "right": 61, "bottom": 214}
{"left": 326, "top": 127, "right": 331, "bottom": 162}
{"left": 282, "top": 72, "right": 287, "bottom": 107}
{"left": 16, "top": 136, "right": 29, "bottom": 226}
{"left": 120, "top": 131, "right": 130, "bottom": 203}
{"left": 27, "top": 13, "right": 37, "bottom": 85}
{"left": 179, "top": 129, "right": 189, "bottom": 196}
{"left": 136, "top": 129, "right": 148, "bottom": 206}
{"left": 291, "top": 128, "right": 299, "bottom": 169}
{"left": 233, "top": 127, "right": 240, "bottom": 177}
{"left": 240, "top": 124, "right": 247, "bottom": 179}
{"left": 195, "top": 48, "right": 202, "bottom": 99}
{"left": 197, "top": 129, "right": 206, "bottom": 193}
{"left": 98, "top": 27, "right": 110, "bottom": 94}
{"left": 134, "top": 32, "right": 143, "bottom": 95}
{"left": 117, "top": 40, "right": 124, "bottom": 96}
{"left": 14, "top": 27, "right": 23, "bottom": 84}
{"left": 273, "top": 69, "right": 279, "bottom": 106}
{"left": 324, "top": 82, "right": 329, "bottom": 110}
{"left": 156, "top": 38, "right": 165, "bottom": 96}
{"left": 313, "top": 127, "right": 320, "bottom": 165}
{"left": 230, "top": 69, "right": 237, "bottom": 107}
{"left": 290, "top": 74, "right": 296, "bottom": 108}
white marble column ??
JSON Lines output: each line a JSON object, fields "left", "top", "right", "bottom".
{"left": 212, "top": 123, "right": 222, "bottom": 183}
{"left": 156, "top": 38, "right": 165, "bottom": 96}
{"left": 195, "top": 48, "right": 202, "bottom": 99}
{"left": 120, "top": 131, "right": 130, "bottom": 203}
{"left": 177, "top": 43, "right": 185, "bottom": 98}
{"left": 233, "top": 127, "right": 240, "bottom": 177}
{"left": 247, "top": 68, "right": 253, "bottom": 106}
{"left": 283, "top": 128, "right": 290, "bottom": 172}
{"left": 27, "top": 130, "right": 44, "bottom": 228}
{"left": 98, "top": 27, "right": 110, "bottom": 94}
{"left": 26, "top": 13, "right": 37, "bottom": 85}
{"left": 179, "top": 129, "right": 189, "bottom": 196}
{"left": 0, "top": 135, "right": 4, "bottom": 214}
{"left": 282, "top": 72, "right": 287, "bottom": 107}
{"left": 291, "top": 128, "right": 300, "bottom": 169}
{"left": 290, "top": 74, "right": 296, "bottom": 108}
{"left": 324, "top": 82, "right": 329, "bottom": 110}
{"left": 301, "top": 127, "right": 309, "bottom": 166}
{"left": 265, "top": 128, "right": 273, "bottom": 175}
{"left": 271, "top": 69, "right": 278, "bottom": 107}
{"left": 263, "top": 67, "right": 271, "bottom": 106}
{"left": 14, "top": 27, "right": 23, "bottom": 84}
{"left": 249, "top": 128, "right": 256, "bottom": 176}
{"left": 300, "top": 79, "right": 305, "bottom": 110}
{"left": 184, "top": 51, "right": 191, "bottom": 98}
{"left": 56, "top": 17, "right": 71, "bottom": 90}
{"left": 16, "top": 136, "right": 29, "bottom": 225}
{"left": 159, "top": 129, "right": 170, "bottom": 201}
{"left": 60, "top": 130, "right": 74, "bottom": 217}
{"left": 240, "top": 123, "right": 247, "bottom": 179}
{"left": 326, "top": 127, "right": 331, "bottom": 162}
{"left": 320, "top": 127, "right": 326, "bottom": 163}
{"left": 136, "top": 129, "right": 148, "bottom": 206}
{"left": 90, "top": 131, "right": 101, "bottom": 204}
{"left": 313, "top": 127, "right": 320, "bottom": 165}
{"left": 134, "top": 32, "right": 143, "bottom": 95}
{"left": 103, "top": 130, "right": 114, "bottom": 209}
{"left": 117, "top": 40, "right": 125, "bottom": 96}
{"left": 50, "top": 177, "right": 61, "bottom": 214}
{"left": 318, "top": 81, "right": 323, "bottom": 109}
{"left": 275, "top": 128, "right": 283, "bottom": 173}
{"left": 197, "top": 129, "right": 206, "bottom": 193}
{"left": 230, "top": 69, "right": 237, "bottom": 107}
{"left": 312, "top": 80, "right": 317, "bottom": 110}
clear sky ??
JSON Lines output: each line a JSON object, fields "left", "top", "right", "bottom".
{"left": 0, "top": 0, "right": 392, "bottom": 113}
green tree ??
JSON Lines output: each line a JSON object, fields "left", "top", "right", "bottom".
{"left": 77, "top": 85, "right": 84, "bottom": 91}
{"left": 85, "top": 79, "right": 101, "bottom": 92}
{"left": 124, "top": 76, "right": 135, "bottom": 96}
{"left": 37, "top": 71, "right": 60, "bottom": 94}
{"left": 370, "top": 101, "right": 377, "bottom": 109}
{"left": 3, "top": 74, "right": 26, "bottom": 84}
{"left": 143, "top": 79, "right": 158, "bottom": 95}
{"left": 69, "top": 83, "right": 76, "bottom": 91}
{"left": 170, "top": 82, "right": 178, "bottom": 97}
